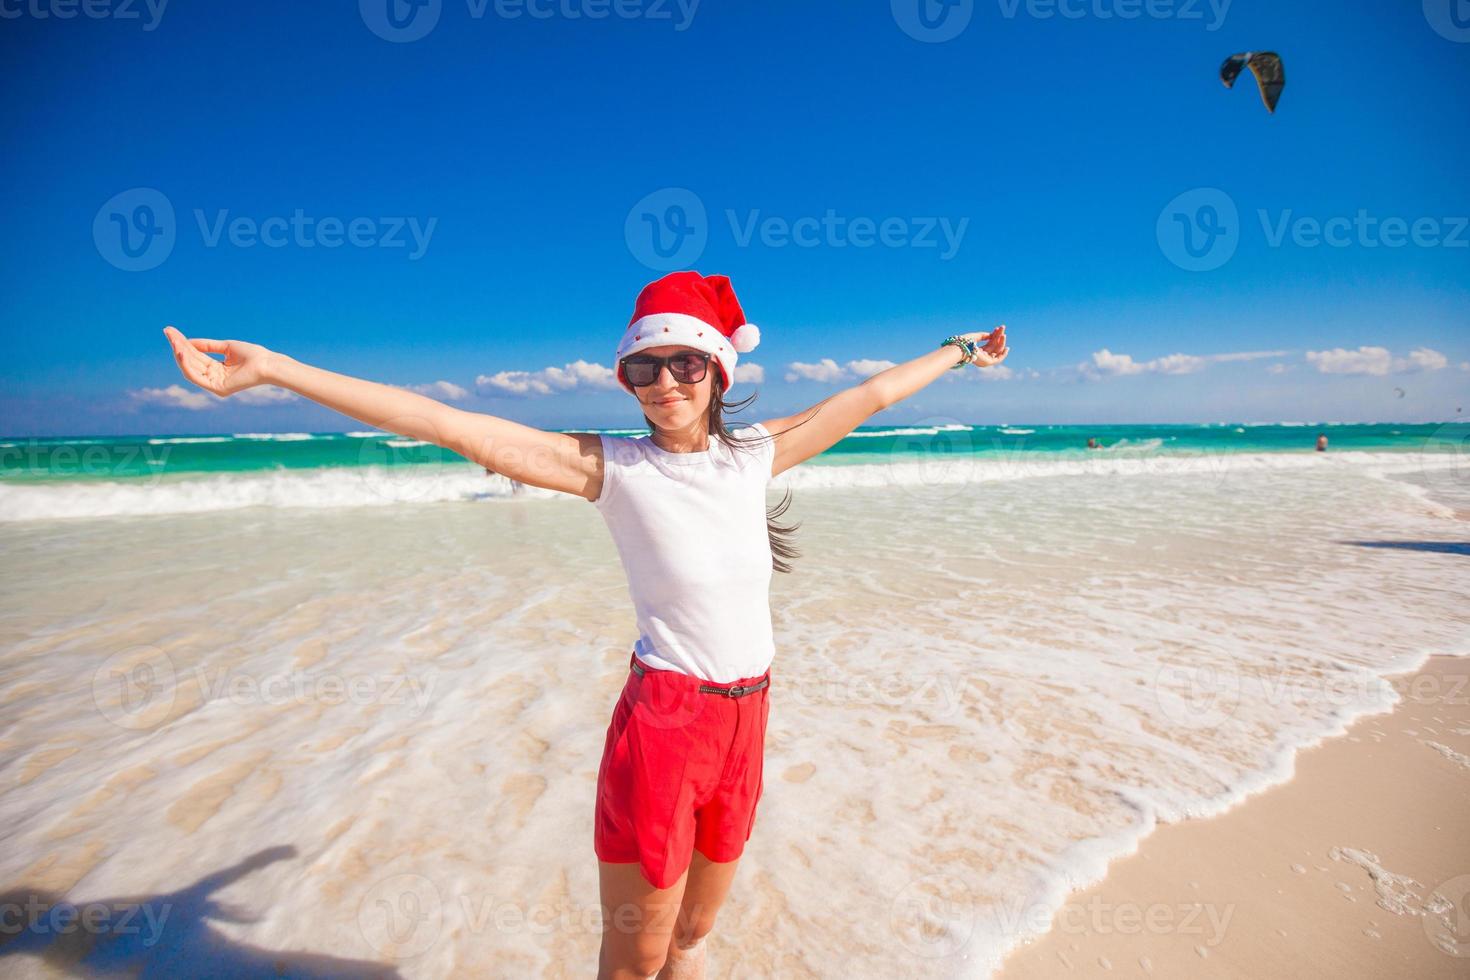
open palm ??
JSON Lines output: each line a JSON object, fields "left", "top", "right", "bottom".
{"left": 162, "top": 325, "right": 271, "bottom": 397}
{"left": 962, "top": 324, "right": 1010, "bottom": 368}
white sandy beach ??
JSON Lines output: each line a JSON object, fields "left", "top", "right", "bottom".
{"left": 1, "top": 451, "right": 1466, "bottom": 977}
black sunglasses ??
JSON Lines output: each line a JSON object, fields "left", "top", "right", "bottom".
{"left": 620, "top": 350, "right": 711, "bottom": 387}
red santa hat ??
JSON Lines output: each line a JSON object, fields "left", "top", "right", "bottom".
{"left": 615, "top": 271, "right": 760, "bottom": 396}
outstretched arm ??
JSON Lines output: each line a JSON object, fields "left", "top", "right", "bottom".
{"left": 759, "top": 326, "right": 1008, "bottom": 477}
{"left": 161, "top": 326, "right": 603, "bottom": 500}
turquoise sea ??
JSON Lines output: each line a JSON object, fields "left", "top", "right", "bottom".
{"left": 2, "top": 422, "right": 1464, "bottom": 481}
{"left": 0, "top": 421, "right": 1464, "bottom": 521}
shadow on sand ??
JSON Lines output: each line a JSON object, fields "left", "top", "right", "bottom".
{"left": 0, "top": 846, "right": 403, "bottom": 978}
{"left": 1341, "top": 539, "right": 1470, "bottom": 557}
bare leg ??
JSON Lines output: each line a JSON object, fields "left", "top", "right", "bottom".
{"left": 597, "top": 860, "right": 688, "bottom": 980}
{"left": 656, "top": 850, "right": 741, "bottom": 980}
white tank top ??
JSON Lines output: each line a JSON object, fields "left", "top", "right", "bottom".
{"left": 590, "top": 423, "right": 776, "bottom": 683}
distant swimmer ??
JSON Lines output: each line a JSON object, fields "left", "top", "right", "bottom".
{"left": 1086, "top": 437, "right": 1101, "bottom": 450}
{"left": 1316, "top": 433, "right": 1328, "bottom": 452}
{"left": 485, "top": 465, "right": 526, "bottom": 495}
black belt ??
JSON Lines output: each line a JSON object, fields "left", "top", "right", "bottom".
{"left": 631, "top": 657, "right": 769, "bottom": 699}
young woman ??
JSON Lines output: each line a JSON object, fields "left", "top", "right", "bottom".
{"left": 161, "top": 271, "right": 1009, "bottom": 979}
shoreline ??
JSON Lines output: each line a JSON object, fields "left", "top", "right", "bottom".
{"left": 996, "top": 653, "right": 1470, "bottom": 978}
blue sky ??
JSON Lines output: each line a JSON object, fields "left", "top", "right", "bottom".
{"left": 2, "top": 0, "right": 1467, "bottom": 435}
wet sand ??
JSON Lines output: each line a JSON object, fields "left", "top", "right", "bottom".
{"left": 998, "top": 654, "right": 1470, "bottom": 979}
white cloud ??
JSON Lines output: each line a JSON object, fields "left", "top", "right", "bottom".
{"left": 1082, "top": 348, "right": 1287, "bottom": 380}
{"left": 846, "top": 359, "right": 898, "bottom": 378}
{"left": 783, "top": 358, "right": 897, "bottom": 384}
{"left": 784, "top": 358, "right": 847, "bottom": 383}
{"left": 1266, "top": 363, "right": 1295, "bottom": 375}
{"left": 1305, "top": 346, "right": 1449, "bottom": 376}
{"left": 1089, "top": 349, "right": 1147, "bottom": 376}
{"left": 129, "top": 384, "right": 216, "bottom": 411}
{"left": 1151, "top": 353, "right": 1209, "bottom": 375}
{"left": 234, "top": 385, "right": 300, "bottom": 405}
{"left": 972, "top": 365, "right": 1015, "bottom": 381}
{"left": 1306, "top": 346, "right": 1393, "bottom": 375}
{"left": 476, "top": 359, "right": 620, "bottom": 397}
{"left": 1406, "top": 347, "right": 1448, "bottom": 372}
{"left": 402, "top": 380, "right": 469, "bottom": 401}
{"left": 734, "top": 362, "right": 765, "bottom": 384}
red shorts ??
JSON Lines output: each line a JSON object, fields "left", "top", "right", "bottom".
{"left": 595, "top": 651, "right": 772, "bottom": 890}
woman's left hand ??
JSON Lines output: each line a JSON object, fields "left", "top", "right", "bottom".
{"left": 959, "top": 324, "right": 1009, "bottom": 368}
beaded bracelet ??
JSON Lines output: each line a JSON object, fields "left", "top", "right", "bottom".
{"left": 940, "top": 335, "right": 978, "bottom": 369}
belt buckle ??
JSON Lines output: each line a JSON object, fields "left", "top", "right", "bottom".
{"left": 726, "top": 684, "right": 746, "bottom": 698}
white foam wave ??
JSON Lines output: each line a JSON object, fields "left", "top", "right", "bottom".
{"left": 0, "top": 465, "right": 538, "bottom": 521}
{"left": 232, "top": 432, "right": 318, "bottom": 441}
{"left": 145, "top": 436, "right": 232, "bottom": 444}
{"left": 1, "top": 451, "right": 1460, "bottom": 523}
{"left": 1099, "top": 437, "right": 1165, "bottom": 451}
{"left": 849, "top": 424, "right": 973, "bottom": 438}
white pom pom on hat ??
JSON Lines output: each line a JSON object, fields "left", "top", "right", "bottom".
{"left": 729, "top": 322, "right": 760, "bottom": 353}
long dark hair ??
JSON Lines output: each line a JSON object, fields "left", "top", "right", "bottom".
{"left": 640, "top": 372, "right": 805, "bottom": 574}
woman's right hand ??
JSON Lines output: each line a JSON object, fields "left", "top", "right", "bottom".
{"left": 162, "top": 325, "right": 274, "bottom": 397}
